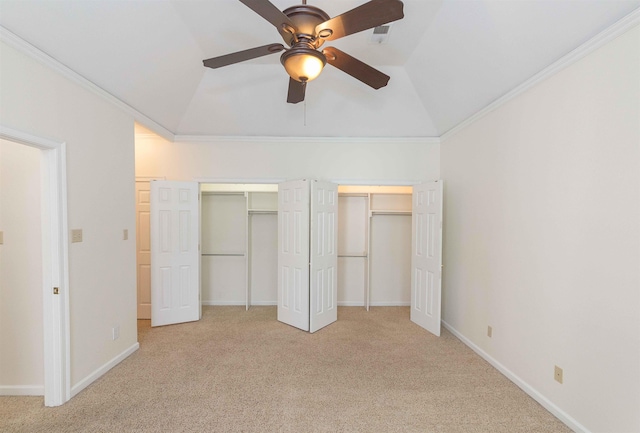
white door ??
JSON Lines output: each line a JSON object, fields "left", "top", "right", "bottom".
{"left": 150, "top": 180, "right": 200, "bottom": 327}
{"left": 135, "top": 181, "right": 152, "bottom": 319}
{"left": 309, "top": 181, "right": 338, "bottom": 333}
{"left": 277, "top": 180, "right": 310, "bottom": 331}
{"left": 410, "top": 181, "right": 443, "bottom": 336}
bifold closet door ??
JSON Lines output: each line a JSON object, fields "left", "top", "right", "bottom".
{"left": 278, "top": 180, "right": 310, "bottom": 331}
{"left": 277, "top": 180, "right": 338, "bottom": 333}
{"left": 410, "top": 181, "right": 443, "bottom": 336}
{"left": 150, "top": 180, "right": 200, "bottom": 327}
{"left": 309, "top": 181, "right": 338, "bottom": 333}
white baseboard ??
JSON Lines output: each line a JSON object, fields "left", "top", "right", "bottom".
{"left": 337, "top": 301, "right": 410, "bottom": 307}
{"left": 441, "top": 321, "right": 588, "bottom": 433}
{"left": 0, "top": 385, "right": 44, "bottom": 396}
{"left": 70, "top": 342, "right": 139, "bottom": 398}
{"left": 369, "top": 301, "right": 411, "bottom": 307}
{"left": 202, "top": 301, "right": 410, "bottom": 307}
{"left": 202, "top": 301, "right": 245, "bottom": 306}
{"left": 338, "top": 301, "right": 366, "bottom": 307}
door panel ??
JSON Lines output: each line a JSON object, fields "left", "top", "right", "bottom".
{"left": 309, "top": 181, "right": 338, "bottom": 333}
{"left": 150, "top": 181, "right": 200, "bottom": 327}
{"left": 410, "top": 181, "right": 443, "bottom": 336}
{"left": 277, "top": 180, "right": 310, "bottom": 331}
{"left": 135, "top": 181, "right": 152, "bottom": 319}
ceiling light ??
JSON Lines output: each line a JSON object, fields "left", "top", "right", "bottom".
{"left": 281, "top": 46, "right": 326, "bottom": 82}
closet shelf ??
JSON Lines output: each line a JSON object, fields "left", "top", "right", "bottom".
{"left": 369, "top": 210, "right": 412, "bottom": 216}
{"left": 248, "top": 209, "right": 278, "bottom": 214}
{"left": 338, "top": 254, "right": 368, "bottom": 258}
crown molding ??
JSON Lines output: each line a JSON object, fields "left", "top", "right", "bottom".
{"left": 5, "top": 4, "right": 637, "bottom": 146}
{"left": 0, "top": 26, "right": 175, "bottom": 142}
{"left": 173, "top": 135, "right": 440, "bottom": 145}
{"left": 441, "top": 7, "right": 640, "bottom": 143}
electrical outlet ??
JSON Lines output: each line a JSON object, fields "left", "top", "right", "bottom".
{"left": 112, "top": 326, "right": 120, "bottom": 341}
{"left": 123, "top": 229, "right": 128, "bottom": 240}
{"left": 71, "top": 229, "right": 83, "bottom": 243}
{"left": 487, "top": 326, "right": 492, "bottom": 338}
{"left": 554, "top": 365, "right": 563, "bottom": 384}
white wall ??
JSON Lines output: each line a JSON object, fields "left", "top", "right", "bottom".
{"left": 0, "top": 139, "right": 43, "bottom": 392}
{"left": 135, "top": 135, "right": 440, "bottom": 183}
{"left": 440, "top": 25, "right": 639, "bottom": 433}
{"left": 0, "top": 41, "right": 138, "bottom": 392}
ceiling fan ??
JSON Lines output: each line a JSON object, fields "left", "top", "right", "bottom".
{"left": 202, "top": 0, "right": 404, "bottom": 104}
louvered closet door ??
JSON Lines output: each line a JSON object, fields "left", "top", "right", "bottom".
{"left": 410, "top": 181, "right": 443, "bottom": 336}
{"left": 277, "top": 180, "right": 310, "bottom": 331}
{"left": 150, "top": 180, "right": 200, "bottom": 327}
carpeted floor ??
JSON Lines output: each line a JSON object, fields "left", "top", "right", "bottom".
{"left": 1, "top": 306, "right": 570, "bottom": 432}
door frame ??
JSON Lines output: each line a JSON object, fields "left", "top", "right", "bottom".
{"left": 0, "top": 125, "right": 70, "bottom": 406}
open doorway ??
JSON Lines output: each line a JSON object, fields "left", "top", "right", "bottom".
{"left": 0, "top": 127, "right": 70, "bottom": 406}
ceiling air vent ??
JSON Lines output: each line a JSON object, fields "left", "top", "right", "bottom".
{"left": 370, "top": 24, "right": 391, "bottom": 44}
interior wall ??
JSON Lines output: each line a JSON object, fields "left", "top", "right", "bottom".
{"left": 440, "top": 25, "right": 639, "bottom": 433}
{"left": 0, "top": 139, "right": 44, "bottom": 392}
{"left": 0, "top": 41, "right": 138, "bottom": 392}
{"left": 135, "top": 134, "right": 440, "bottom": 183}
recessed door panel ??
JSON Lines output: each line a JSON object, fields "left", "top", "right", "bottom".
{"left": 277, "top": 180, "right": 310, "bottom": 331}
{"left": 310, "top": 181, "right": 338, "bottom": 333}
{"left": 150, "top": 180, "right": 200, "bottom": 327}
{"left": 410, "top": 181, "right": 443, "bottom": 336}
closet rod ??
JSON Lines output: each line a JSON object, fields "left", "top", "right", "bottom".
{"left": 201, "top": 192, "right": 246, "bottom": 196}
{"left": 201, "top": 253, "right": 246, "bottom": 257}
{"left": 369, "top": 211, "right": 412, "bottom": 216}
{"left": 338, "top": 255, "right": 368, "bottom": 258}
{"left": 248, "top": 210, "right": 278, "bottom": 214}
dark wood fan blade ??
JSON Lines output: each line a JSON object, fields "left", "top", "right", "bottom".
{"left": 316, "top": 0, "right": 404, "bottom": 41}
{"left": 287, "top": 78, "right": 306, "bottom": 104}
{"left": 239, "top": 0, "right": 296, "bottom": 32}
{"left": 203, "top": 44, "right": 284, "bottom": 69}
{"left": 323, "top": 47, "right": 390, "bottom": 89}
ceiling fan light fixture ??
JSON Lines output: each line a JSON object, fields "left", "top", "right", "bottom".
{"left": 281, "top": 46, "right": 326, "bottom": 82}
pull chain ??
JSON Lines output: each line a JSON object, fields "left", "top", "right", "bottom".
{"left": 304, "top": 99, "right": 307, "bottom": 126}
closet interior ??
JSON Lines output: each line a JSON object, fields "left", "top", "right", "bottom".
{"left": 200, "top": 183, "right": 412, "bottom": 309}
{"left": 200, "top": 183, "right": 278, "bottom": 309}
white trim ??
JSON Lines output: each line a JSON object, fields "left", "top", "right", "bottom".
{"left": 441, "top": 8, "right": 640, "bottom": 142}
{"left": 333, "top": 179, "right": 422, "bottom": 186}
{"left": 0, "top": 385, "right": 45, "bottom": 396}
{"left": 201, "top": 301, "right": 248, "bottom": 306}
{"left": 442, "top": 320, "right": 589, "bottom": 433}
{"left": 369, "top": 301, "right": 411, "bottom": 307}
{"left": 337, "top": 301, "right": 366, "bottom": 307}
{"left": 70, "top": 343, "right": 139, "bottom": 398}
{"left": 0, "top": 26, "right": 175, "bottom": 142}
{"left": 196, "top": 177, "right": 287, "bottom": 184}
{"left": 244, "top": 301, "right": 277, "bottom": 306}
{"left": 201, "top": 301, "right": 410, "bottom": 307}
{"left": 135, "top": 176, "right": 166, "bottom": 182}
{"left": 0, "top": 125, "right": 70, "bottom": 407}
{"left": 175, "top": 135, "right": 440, "bottom": 145}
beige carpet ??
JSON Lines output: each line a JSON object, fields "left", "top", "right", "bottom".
{"left": 1, "top": 306, "right": 570, "bottom": 432}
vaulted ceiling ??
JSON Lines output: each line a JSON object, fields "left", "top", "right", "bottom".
{"left": 1, "top": 0, "right": 638, "bottom": 138}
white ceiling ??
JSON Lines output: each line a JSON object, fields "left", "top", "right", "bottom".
{"left": 1, "top": 0, "right": 638, "bottom": 138}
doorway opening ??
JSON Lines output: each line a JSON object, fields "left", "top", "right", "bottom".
{"left": 0, "top": 127, "right": 70, "bottom": 406}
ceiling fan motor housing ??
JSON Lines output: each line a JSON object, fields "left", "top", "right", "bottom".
{"left": 282, "top": 5, "right": 330, "bottom": 48}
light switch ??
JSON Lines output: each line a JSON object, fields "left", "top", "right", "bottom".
{"left": 71, "top": 229, "right": 83, "bottom": 243}
{"left": 123, "top": 229, "right": 128, "bottom": 240}
{"left": 0, "top": 231, "right": 3, "bottom": 245}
